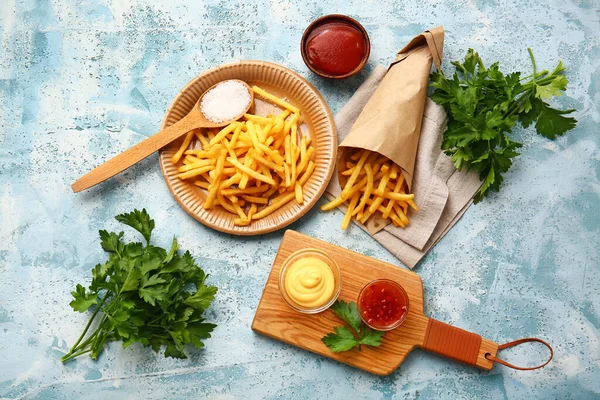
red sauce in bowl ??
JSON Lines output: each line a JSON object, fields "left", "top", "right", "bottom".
{"left": 358, "top": 279, "right": 409, "bottom": 331}
{"left": 305, "top": 21, "right": 367, "bottom": 77}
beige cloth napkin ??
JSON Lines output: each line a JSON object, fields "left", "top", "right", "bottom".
{"left": 325, "top": 65, "right": 482, "bottom": 269}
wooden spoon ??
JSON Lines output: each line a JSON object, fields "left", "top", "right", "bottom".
{"left": 71, "top": 79, "right": 254, "bottom": 193}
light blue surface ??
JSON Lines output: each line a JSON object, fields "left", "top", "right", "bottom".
{"left": 1, "top": 0, "right": 599, "bottom": 399}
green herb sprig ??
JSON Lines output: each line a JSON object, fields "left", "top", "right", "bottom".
{"left": 62, "top": 209, "right": 217, "bottom": 362}
{"left": 321, "top": 300, "right": 384, "bottom": 352}
{"left": 430, "top": 48, "right": 577, "bottom": 202}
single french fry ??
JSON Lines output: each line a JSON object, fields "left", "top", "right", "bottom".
{"left": 341, "top": 150, "right": 369, "bottom": 197}
{"left": 220, "top": 136, "right": 237, "bottom": 160}
{"left": 252, "top": 192, "right": 295, "bottom": 219}
{"left": 375, "top": 190, "right": 415, "bottom": 202}
{"left": 256, "top": 143, "right": 284, "bottom": 165}
{"left": 178, "top": 159, "right": 213, "bottom": 172}
{"left": 294, "top": 182, "right": 303, "bottom": 204}
{"left": 262, "top": 123, "right": 273, "bottom": 140}
{"left": 248, "top": 203, "right": 258, "bottom": 220}
{"left": 203, "top": 149, "right": 227, "bottom": 209}
{"left": 246, "top": 120, "right": 263, "bottom": 157}
{"left": 234, "top": 217, "right": 251, "bottom": 226}
{"left": 298, "top": 161, "right": 315, "bottom": 186}
{"left": 255, "top": 124, "right": 266, "bottom": 143}
{"left": 238, "top": 153, "right": 251, "bottom": 189}
{"left": 242, "top": 195, "right": 269, "bottom": 205}
{"left": 201, "top": 172, "right": 213, "bottom": 184}
{"left": 341, "top": 193, "right": 361, "bottom": 230}
{"left": 210, "top": 167, "right": 236, "bottom": 178}
{"left": 349, "top": 151, "right": 361, "bottom": 161}
{"left": 296, "top": 146, "right": 314, "bottom": 175}
{"left": 178, "top": 165, "right": 213, "bottom": 180}
{"left": 244, "top": 114, "right": 274, "bottom": 124}
{"left": 284, "top": 136, "right": 291, "bottom": 165}
{"left": 221, "top": 185, "right": 268, "bottom": 196}
{"left": 300, "top": 136, "right": 307, "bottom": 165}
{"left": 290, "top": 140, "right": 298, "bottom": 188}
{"left": 407, "top": 199, "right": 419, "bottom": 211}
{"left": 219, "top": 173, "right": 241, "bottom": 189}
{"left": 252, "top": 152, "right": 284, "bottom": 172}
{"left": 184, "top": 149, "right": 220, "bottom": 158}
{"left": 252, "top": 86, "right": 300, "bottom": 114}
{"left": 197, "top": 132, "right": 210, "bottom": 149}
{"left": 193, "top": 180, "right": 210, "bottom": 189}
{"left": 359, "top": 209, "right": 374, "bottom": 224}
{"left": 209, "top": 122, "right": 237, "bottom": 147}
{"left": 382, "top": 175, "right": 403, "bottom": 219}
{"left": 217, "top": 192, "right": 238, "bottom": 214}
{"left": 172, "top": 131, "right": 195, "bottom": 164}
{"left": 262, "top": 183, "right": 279, "bottom": 198}
{"left": 229, "top": 123, "right": 244, "bottom": 149}
{"left": 227, "top": 195, "right": 239, "bottom": 204}
{"left": 388, "top": 209, "right": 406, "bottom": 227}
{"left": 232, "top": 202, "right": 247, "bottom": 219}
{"left": 228, "top": 157, "right": 275, "bottom": 185}
{"left": 369, "top": 164, "right": 395, "bottom": 213}
{"left": 284, "top": 163, "right": 291, "bottom": 187}
{"left": 393, "top": 203, "right": 410, "bottom": 225}
{"left": 353, "top": 163, "right": 374, "bottom": 216}
{"left": 356, "top": 204, "right": 364, "bottom": 221}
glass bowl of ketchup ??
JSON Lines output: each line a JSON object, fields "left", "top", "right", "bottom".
{"left": 301, "top": 14, "right": 370, "bottom": 79}
{"left": 357, "top": 279, "right": 409, "bottom": 331}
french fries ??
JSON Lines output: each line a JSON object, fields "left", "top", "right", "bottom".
{"left": 171, "top": 86, "right": 316, "bottom": 226}
{"left": 321, "top": 148, "right": 418, "bottom": 230}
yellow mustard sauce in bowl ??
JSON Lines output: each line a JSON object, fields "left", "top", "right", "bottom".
{"left": 279, "top": 249, "right": 341, "bottom": 313}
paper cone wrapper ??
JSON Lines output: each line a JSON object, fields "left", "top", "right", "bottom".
{"left": 337, "top": 26, "right": 444, "bottom": 191}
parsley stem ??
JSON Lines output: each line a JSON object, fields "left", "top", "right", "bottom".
{"left": 505, "top": 90, "right": 533, "bottom": 118}
{"left": 528, "top": 48, "right": 537, "bottom": 77}
{"left": 70, "top": 316, "right": 108, "bottom": 354}
{"left": 61, "top": 348, "right": 92, "bottom": 363}
{"left": 62, "top": 292, "right": 110, "bottom": 361}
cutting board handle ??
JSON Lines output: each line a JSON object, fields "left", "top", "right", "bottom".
{"left": 422, "top": 318, "right": 498, "bottom": 370}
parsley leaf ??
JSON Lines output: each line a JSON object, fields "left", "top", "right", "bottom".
{"left": 431, "top": 48, "right": 577, "bottom": 202}
{"left": 330, "top": 300, "right": 362, "bottom": 334}
{"left": 322, "top": 326, "right": 359, "bottom": 352}
{"left": 115, "top": 208, "right": 155, "bottom": 244}
{"left": 62, "top": 209, "right": 218, "bottom": 363}
{"left": 321, "top": 300, "right": 385, "bottom": 353}
{"left": 359, "top": 326, "right": 385, "bottom": 347}
{"left": 69, "top": 284, "right": 98, "bottom": 312}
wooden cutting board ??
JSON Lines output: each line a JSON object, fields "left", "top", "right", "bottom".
{"left": 252, "top": 230, "right": 499, "bottom": 376}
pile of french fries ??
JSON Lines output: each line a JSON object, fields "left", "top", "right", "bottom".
{"left": 321, "top": 149, "right": 418, "bottom": 230}
{"left": 171, "top": 86, "right": 316, "bottom": 227}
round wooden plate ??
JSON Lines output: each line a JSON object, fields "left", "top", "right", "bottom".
{"left": 158, "top": 60, "right": 337, "bottom": 235}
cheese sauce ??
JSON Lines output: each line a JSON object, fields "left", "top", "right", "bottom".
{"left": 284, "top": 257, "right": 335, "bottom": 308}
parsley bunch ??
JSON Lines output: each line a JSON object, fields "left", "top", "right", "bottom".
{"left": 430, "top": 48, "right": 577, "bottom": 202}
{"left": 62, "top": 209, "right": 217, "bottom": 362}
{"left": 321, "top": 300, "right": 384, "bottom": 352}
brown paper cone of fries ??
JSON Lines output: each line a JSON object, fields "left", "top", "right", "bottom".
{"left": 337, "top": 26, "right": 445, "bottom": 192}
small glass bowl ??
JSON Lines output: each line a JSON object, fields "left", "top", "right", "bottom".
{"left": 300, "top": 14, "right": 370, "bottom": 79}
{"left": 357, "top": 279, "right": 410, "bottom": 331}
{"left": 279, "top": 248, "right": 342, "bottom": 314}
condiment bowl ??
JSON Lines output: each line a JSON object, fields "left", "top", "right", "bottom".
{"left": 278, "top": 248, "right": 342, "bottom": 314}
{"left": 357, "top": 279, "right": 410, "bottom": 331}
{"left": 300, "top": 14, "right": 370, "bottom": 79}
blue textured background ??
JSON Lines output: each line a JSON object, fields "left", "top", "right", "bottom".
{"left": 1, "top": 0, "right": 599, "bottom": 399}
